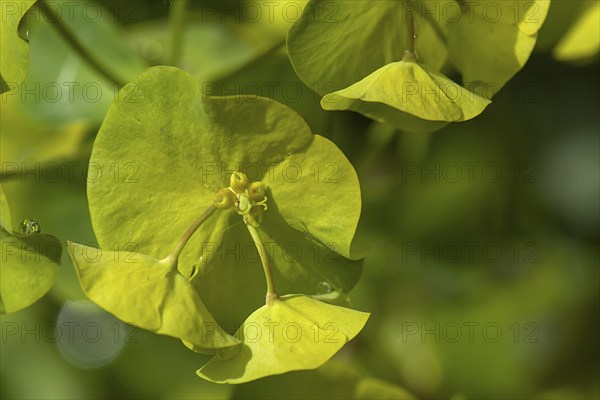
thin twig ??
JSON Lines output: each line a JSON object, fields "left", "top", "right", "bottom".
{"left": 38, "top": 0, "right": 126, "bottom": 88}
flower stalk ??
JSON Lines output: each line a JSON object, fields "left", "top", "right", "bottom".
{"left": 166, "top": 204, "right": 217, "bottom": 268}
{"left": 246, "top": 222, "right": 278, "bottom": 304}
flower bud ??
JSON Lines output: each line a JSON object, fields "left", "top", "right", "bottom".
{"left": 230, "top": 171, "right": 249, "bottom": 193}
{"left": 213, "top": 188, "right": 236, "bottom": 209}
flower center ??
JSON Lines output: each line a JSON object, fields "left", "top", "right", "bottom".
{"left": 213, "top": 172, "right": 268, "bottom": 227}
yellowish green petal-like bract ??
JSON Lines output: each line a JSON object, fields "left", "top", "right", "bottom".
{"left": 197, "top": 295, "right": 369, "bottom": 384}
{"left": 321, "top": 60, "right": 490, "bottom": 129}
{"left": 447, "top": 0, "right": 550, "bottom": 98}
{"left": 287, "top": 0, "right": 448, "bottom": 96}
{"left": 67, "top": 242, "right": 240, "bottom": 353}
{"left": 0, "top": 185, "right": 61, "bottom": 313}
{"left": 288, "top": 0, "right": 550, "bottom": 130}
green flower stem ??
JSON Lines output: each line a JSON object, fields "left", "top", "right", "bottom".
{"left": 168, "top": 0, "right": 189, "bottom": 66}
{"left": 166, "top": 204, "right": 217, "bottom": 267}
{"left": 245, "top": 222, "right": 278, "bottom": 304}
{"left": 38, "top": 0, "right": 126, "bottom": 88}
{"left": 403, "top": 1, "right": 416, "bottom": 61}
{"left": 417, "top": 6, "right": 447, "bottom": 45}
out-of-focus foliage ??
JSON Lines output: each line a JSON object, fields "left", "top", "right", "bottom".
{"left": 537, "top": 0, "right": 600, "bottom": 63}
{"left": 1, "top": 0, "right": 598, "bottom": 399}
{"left": 553, "top": 1, "right": 600, "bottom": 61}
{"left": 18, "top": 0, "right": 146, "bottom": 124}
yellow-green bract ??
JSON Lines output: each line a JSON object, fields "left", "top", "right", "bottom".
{"left": 0, "top": 184, "right": 61, "bottom": 313}
{"left": 322, "top": 59, "right": 490, "bottom": 132}
{"left": 197, "top": 295, "right": 369, "bottom": 384}
{"left": 67, "top": 241, "right": 240, "bottom": 354}
{"left": 288, "top": 0, "right": 550, "bottom": 131}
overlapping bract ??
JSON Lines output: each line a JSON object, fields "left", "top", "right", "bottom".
{"left": 288, "top": 0, "right": 550, "bottom": 131}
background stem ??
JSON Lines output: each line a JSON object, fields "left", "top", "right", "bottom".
{"left": 404, "top": 2, "right": 416, "bottom": 60}
{"left": 168, "top": 0, "right": 189, "bottom": 66}
{"left": 38, "top": 0, "right": 126, "bottom": 88}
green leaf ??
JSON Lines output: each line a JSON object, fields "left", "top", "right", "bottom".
{"left": 0, "top": 161, "right": 97, "bottom": 302}
{"left": 0, "top": 0, "right": 36, "bottom": 93}
{"left": 286, "top": 0, "right": 464, "bottom": 130}
{"left": 67, "top": 241, "right": 240, "bottom": 353}
{"left": 321, "top": 59, "right": 490, "bottom": 127}
{"left": 553, "top": 1, "right": 600, "bottom": 62}
{"left": 287, "top": 0, "right": 447, "bottom": 96}
{"left": 197, "top": 294, "right": 369, "bottom": 384}
{"left": 0, "top": 185, "right": 61, "bottom": 314}
{"left": 288, "top": 0, "right": 549, "bottom": 127}
{"left": 88, "top": 66, "right": 363, "bottom": 327}
{"left": 447, "top": 0, "right": 550, "bottom": 98}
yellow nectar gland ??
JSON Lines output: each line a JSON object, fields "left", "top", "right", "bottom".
{"left": 213, "top": 172, "right": 268, "bottom": 227}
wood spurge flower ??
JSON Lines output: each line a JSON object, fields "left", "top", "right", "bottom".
{"left": 65, "top": 67, "right": 369, "bottom": 384}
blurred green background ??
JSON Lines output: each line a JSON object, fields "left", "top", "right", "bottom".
{"left": 1, "top": 1, "right": 598, "bottom": 399}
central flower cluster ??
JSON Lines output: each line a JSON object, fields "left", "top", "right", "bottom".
{"left": 214, "top": 172, "right": 268, "bottom": 227}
